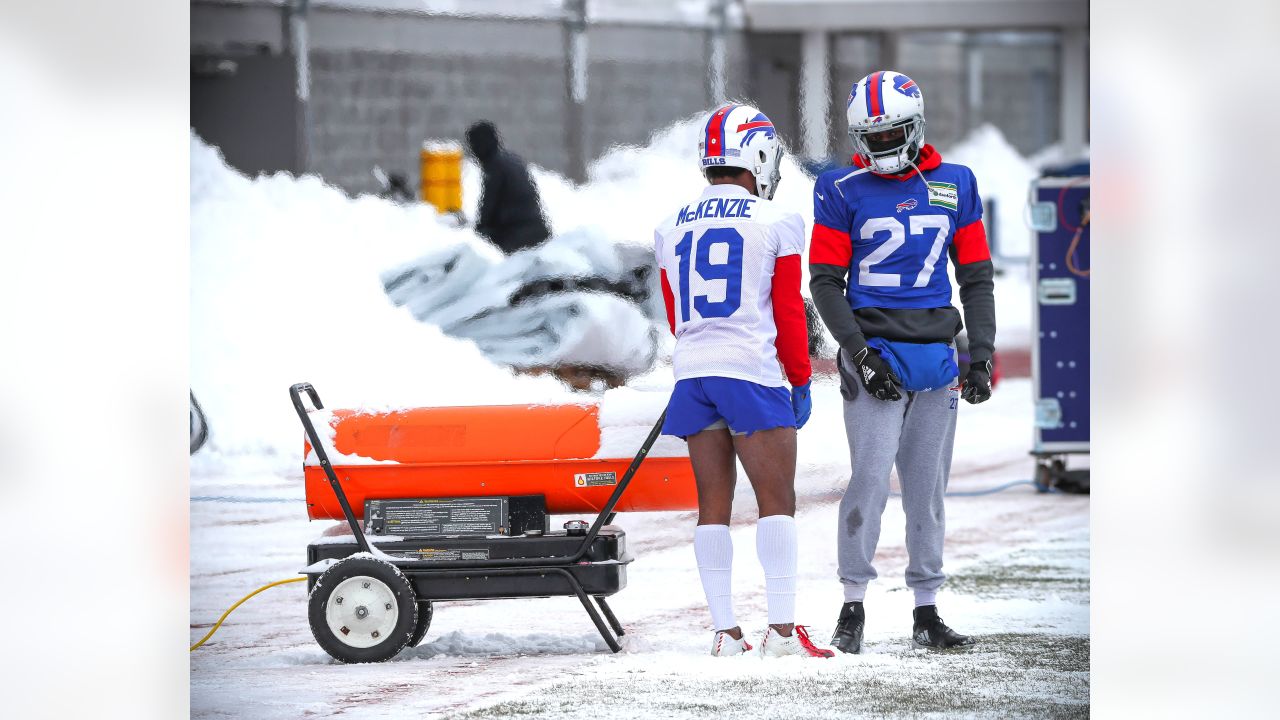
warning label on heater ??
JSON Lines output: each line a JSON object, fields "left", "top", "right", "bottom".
{"left": 574, "top": 471, "right": 617, "bottom": 487}
{"left": 397, "top": 548, "right": 491, "bottom": 562}
{"left": 365, "top": 497, "right": 507, "bottom": 537}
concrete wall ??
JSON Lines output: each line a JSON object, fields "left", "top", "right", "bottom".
{"left": 745, "top": 33, "right": 803, "bottom": 153}
{"left": 192, "top": 52, "right": 300, "bottom": 175}
{"left": 192, "top": 2, "right": 739, "bottom": 194}
{"left": 830, "top": 32, "right": 1061, "bottom": 157}
{"left": 190, "top": 2, "right": 1065, "bottom": 194}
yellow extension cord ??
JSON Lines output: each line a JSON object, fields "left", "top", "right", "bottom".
{"left": 190, "top": 576, "right": 307, "bottom": 651}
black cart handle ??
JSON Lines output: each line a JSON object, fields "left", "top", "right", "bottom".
{"left": 290, "top": 382, "right": 371, "bottom": 554}
{"left": 290, "top": 382, "right": 324, "bottom": 414}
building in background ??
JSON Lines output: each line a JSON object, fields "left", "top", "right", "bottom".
{"left": 191, "top": 0, "right": 1087, "bottom": 194}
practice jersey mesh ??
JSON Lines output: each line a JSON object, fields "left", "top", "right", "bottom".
{"left": 654, "top": 184, "right": 806, "bottom": 387}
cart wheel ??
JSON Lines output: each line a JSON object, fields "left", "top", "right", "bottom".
{"left": 308, "top": 556, "right": 417, "bottom": 663}
{"left": 406, "top": 601, "right": 434, "bottom": 648}
{"left": 1034, "top": 463, "right": 1053, "bottom": 492}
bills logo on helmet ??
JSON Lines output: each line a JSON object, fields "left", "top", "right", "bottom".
{"left": 847, "top": 84, "right": 858, "bottom": 107}
{"left": 736, "top": 113, "right": 776, "bottom": 145}
{"left": 892, "top": 74, "right": 920, "bottom": 98}
{"left": 896, "top": 198, "right": 918, "bottom": 213}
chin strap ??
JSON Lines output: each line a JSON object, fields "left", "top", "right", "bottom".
{"left": 903, "top": 146, "right": 928, "bottom": 190}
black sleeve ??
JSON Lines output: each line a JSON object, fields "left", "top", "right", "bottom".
{"left": 809, "top": 263, "right": 868, "bottom": 355}
{"left": 475, "top": 165, "right": 502, "bottom": 238}
{"left": 948, "top": 245, "right": 996, "bottom": 365}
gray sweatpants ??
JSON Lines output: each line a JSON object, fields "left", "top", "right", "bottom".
{"left": 836, "top": 350, "right": 958, "bottom": 605}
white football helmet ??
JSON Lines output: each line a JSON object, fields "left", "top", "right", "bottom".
{"left": 846, "top": 71, "right": 926, "bottom": 174}
{"left": 697, "top": 103, "right": 783, "bottom": 200}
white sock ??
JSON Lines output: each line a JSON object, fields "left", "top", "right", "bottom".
{"left": 694, "top": 524, "right": 735, "bottom": 631}
{"left": 755, "top": 514, "right": 798, "bottom": 626}
{"left": 914, "top": 589, "right": 937, "bottom": 607}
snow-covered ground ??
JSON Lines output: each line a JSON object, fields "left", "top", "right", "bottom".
{"left": 191, "top": 378, "right": 1088, "bottom": 718}
{"left": 191, "top": 120, "right": 1086, "bottom": 718}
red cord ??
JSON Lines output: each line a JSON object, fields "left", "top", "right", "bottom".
{"left": 1056, "top": 176, "right": 1089, "bottom": 233}
{"left": 1056, "top": 176, "right": 1090, "bottom": 278}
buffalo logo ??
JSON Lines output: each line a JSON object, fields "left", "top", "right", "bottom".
{"left": 847, "top": 83, "right": 858, "bottom": 107}
{"left": 736, "top": 113, "right": 776, "bottom": 145}
{"left": 896, "top": 198, "right": 918, "bottom": 213}
{"left": 893, "top": 74, "right": 920, "bottom": 98}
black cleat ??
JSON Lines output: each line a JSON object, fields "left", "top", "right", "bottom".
{"left": 911, "top": 605, "right": 976, "bottom": 650}
{"left": 831, "top": 601, "right": 864, "bottom": 654}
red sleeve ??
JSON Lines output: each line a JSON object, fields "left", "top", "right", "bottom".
{"left": 659, "top": 268, "right": 676, "bottom": 335}
{"left": 771, "top": 254, "right": 811, "bottom": 386}
{"left": 953, "top": 219, "right": 991, "bottom": 265}
{"left": 809, "top": 223, "right": 852, "bottom": 267}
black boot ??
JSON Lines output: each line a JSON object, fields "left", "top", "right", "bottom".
{"left": 831, "top": 601, "right": 864, "bottom": 654}
{"left": 911, "top": 605, "right": 975, "bottom": 650}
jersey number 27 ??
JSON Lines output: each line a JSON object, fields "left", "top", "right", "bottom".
{"left": 674, "top": 227, "right": 743, "bottom": 322}
{"left": 858, "top": 215, "right": 951, "bottom": 288}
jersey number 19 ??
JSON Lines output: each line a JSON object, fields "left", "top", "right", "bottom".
{"left": 674, "top": 227, "right": 744, "bottom": 321}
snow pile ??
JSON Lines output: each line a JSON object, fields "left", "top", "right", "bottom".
{"left": 190, "top": 137, "right": 575, "bottom": 474}
{"left": 942, "top": 123, "right": 1045, "bottom": 259}
{"left": 192, "top": 119, "right": 1047, "bottom": 472}
{"left": 531, "top": 116, "right": 817, "bottom": 252}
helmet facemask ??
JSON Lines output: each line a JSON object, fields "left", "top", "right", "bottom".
{"left": 754, "top": 145, "right": 783, "bottom": 200}
{"left": 850, "top": 116, "right": 926, "bottom": 174}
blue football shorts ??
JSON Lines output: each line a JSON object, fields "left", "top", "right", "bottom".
{"left": 661, "top": 376, "right": 796, "bottom": 440}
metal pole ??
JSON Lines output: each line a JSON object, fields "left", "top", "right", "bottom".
{"left": 707, "top": 0, "right": 728, "bottom": 104}
{"left": 964, "top": 32, "right": 983, "bottom": 138}
{"left": 1059, "top": 27, "right": 1088, "bottom": 158}
{"left": 563, "top": 0, "right": 588, "bottom": 183}
{"left": 288, "top": 0, "right": 312, "bottom": 174}
{"left": 878, "top": 31, "right": 899, "bottom": 72}
{"left": 799, "top": 30, "right": 830, "bottom": 162}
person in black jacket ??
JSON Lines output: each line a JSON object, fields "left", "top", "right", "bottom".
{"left": 464, "top": 121, "right": 552, "bottom": 255}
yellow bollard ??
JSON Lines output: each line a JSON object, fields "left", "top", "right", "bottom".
{"left": 420, "top": 141, "right": 463, "bottom": 214}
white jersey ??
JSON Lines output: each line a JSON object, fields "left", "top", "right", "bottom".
{"left": 654, "top": 184, "right": 806, "bottom": 387}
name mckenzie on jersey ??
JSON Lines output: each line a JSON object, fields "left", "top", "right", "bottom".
{"left": 676, "top": 197, "right": 758, "bottom": 226}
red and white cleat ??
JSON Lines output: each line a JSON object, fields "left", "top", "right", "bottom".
{"left": 759, "top": 625, "right": 835, "bottom": 658}
{"left": 710, "top": 630, "right": 754, "bottom": 657}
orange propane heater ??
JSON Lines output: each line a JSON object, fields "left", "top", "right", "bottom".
{"left": 304, "top": 403, "right": 696, "bottom": 520}
{"left": 292, "top": 382, "right": 695, "bottom": 663}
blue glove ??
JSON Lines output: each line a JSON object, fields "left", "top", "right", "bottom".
{"left": 791, "top": 381, "right": 812, "bottom": 429}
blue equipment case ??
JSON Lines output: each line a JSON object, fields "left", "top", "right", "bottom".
{"left": 1029, "top": 174, "right": 1090, "bottom": 492}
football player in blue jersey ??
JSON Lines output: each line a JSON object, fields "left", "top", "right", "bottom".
{"left": 809, "top": 71, "right": 996, "bottom": 652}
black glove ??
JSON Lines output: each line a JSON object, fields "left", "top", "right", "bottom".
{"left": 961, "top": 359, "right": 993, "bottom": 404}
{"left": 851, "top": 346, "right": 902, "bottom": 401}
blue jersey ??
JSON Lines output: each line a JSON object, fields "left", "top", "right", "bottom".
{"left": 811, "top": 157, "right": 983, "bottom": 311}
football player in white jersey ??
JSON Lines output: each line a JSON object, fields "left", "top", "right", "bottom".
{"left": 654, "top": 103, "right": 832, "bottom": 659}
